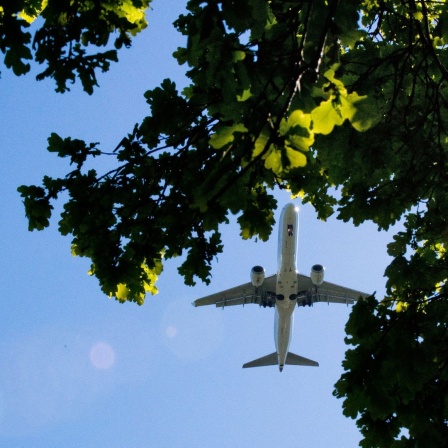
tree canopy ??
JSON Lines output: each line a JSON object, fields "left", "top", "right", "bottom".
{"left": 5, "top": 0, "right": 448, "bottom": 446}
{"left": 0, "top": 0, "right": 151, "bottom": 93}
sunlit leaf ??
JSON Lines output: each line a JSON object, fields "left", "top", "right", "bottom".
{"left": 209, "top": 123, "right": 248, "bottom": 149}
{"left": 237, "top": 88, "right": 252, "bottom": 101}
{"left": 311, "top": 99, "right": 344, "bottom": 135}
{"left": 264, "top": 148, "right": 282, "bottom": 174}
{"left": 285, "top": 146, "right": 307, "bottom": 167}
{"left": 341, "top": 92, "right": 374, "bottom": 132}
{"left": 252, "top": 132, "right": 270, "bottom": 158}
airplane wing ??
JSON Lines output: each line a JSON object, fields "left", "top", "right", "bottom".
{"left": 193, "top": 273, "right": 369, "bottom": 308}
{"left": 193, "top": 274, "right": 277, "bottom": 308}
{"left": 296, "top": 273, "right": 370, "bottom": 306}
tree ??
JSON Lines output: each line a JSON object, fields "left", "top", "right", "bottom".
{"left": 0, "top": 0, "right": 151, "bottom": 93}
{"left": 6, "top": 1, "right": 448, "bottom": 446}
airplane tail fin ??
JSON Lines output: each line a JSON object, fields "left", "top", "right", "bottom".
{"left": 242, "top": 352, "right": 319, "bottom": 369}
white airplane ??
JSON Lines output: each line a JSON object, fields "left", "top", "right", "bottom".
{"left": 193, "top": 203, "right": 370, "bottom": 372}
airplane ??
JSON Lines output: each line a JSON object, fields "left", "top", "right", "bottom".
{"left": 192, "top": 203, "right": 370, "bottom": 372}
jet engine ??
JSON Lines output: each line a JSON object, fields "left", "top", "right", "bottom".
{"left": 310, "top": 264, "right": 325, "bottom": 287}
{"left": 251, "top": 265, "right": 265, "bottom": 287}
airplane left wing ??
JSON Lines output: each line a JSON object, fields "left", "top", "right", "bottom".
{"left": 296, "top": 273, "right": 370, "bottom": 306}
{"left": 193, "top": 274, "right": 277, "bottom": 308}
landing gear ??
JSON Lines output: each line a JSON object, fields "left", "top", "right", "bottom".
{"left": 261, "top": 299, "right": 275, "bottom": 308}
{"left": 299, "top": 292, "right": 313, "bottom": 307}
{"left": 261, "top": 292, "right": 276, "bottom": 308}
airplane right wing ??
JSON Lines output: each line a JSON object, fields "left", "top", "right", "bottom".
{"left": 192, "top": 274, "right": 277, "bottom": 308}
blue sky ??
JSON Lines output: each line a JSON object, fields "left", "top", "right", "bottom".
{"left": 1, "top": 2, "right": 393, "bottom": 447}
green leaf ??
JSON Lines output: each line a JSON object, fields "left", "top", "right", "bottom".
{"left": 311, "top": 98, "right": 344, "bottom": 134}
{"left": 209, "top": 123, "right": 248, "bottom": 149}
{"left": 263, "top": 147, "right": 283, "bottom": 174}
{"left": 285, "top": 146, "right": 307, "bottom": 167}
{"left": 341, "top": 92, "right": 375, "bottom": 132}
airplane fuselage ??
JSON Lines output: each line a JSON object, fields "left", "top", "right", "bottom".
{"left": 275, "top": 203, "right": 300, "bottom": 371}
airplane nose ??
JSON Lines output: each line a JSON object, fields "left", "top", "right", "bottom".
{"left": 279, "top": 365, "right": 284, "bottom": 372}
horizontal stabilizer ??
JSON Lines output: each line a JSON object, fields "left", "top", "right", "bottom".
{"left": 285, "top": 352, "right": 319, "bottom": 367}
{"left": 243, "top": 352, "right": 278, "bottom": 368}
{"left": 243, "top": 352, "right": 319, "bottom": 369}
